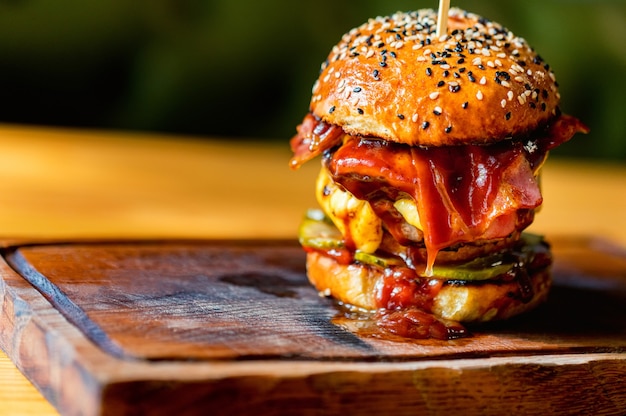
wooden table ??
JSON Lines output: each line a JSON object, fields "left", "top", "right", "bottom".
{"left": 0, "top": 124, "right": 624, "bottom": 415}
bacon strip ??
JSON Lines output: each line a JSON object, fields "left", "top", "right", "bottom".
{"left": 289, "top": 114, "right": 344, "bottom": 170}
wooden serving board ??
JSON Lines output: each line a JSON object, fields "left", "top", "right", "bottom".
{"left": 0, "top": 237, "right": 625, "bottom": 415}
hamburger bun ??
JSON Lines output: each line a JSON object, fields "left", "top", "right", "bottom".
{"left": 310, "top": 8, "right": 561, "bottom": 147}
{"left": 306, "top": 251, "right": 552, "bottom": 323}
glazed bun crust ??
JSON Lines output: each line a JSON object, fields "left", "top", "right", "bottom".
{"left": 310, "top": 8, "right": 561, "bottom": 147}
{"left": 306, "top": 251, "right": 551, "bottom": 323}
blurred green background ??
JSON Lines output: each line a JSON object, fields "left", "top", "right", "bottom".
{"left": 0, "top": 0, "right": 624, "bottom": 161}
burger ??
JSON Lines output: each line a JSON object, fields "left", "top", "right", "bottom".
{"left": 289, "top": 8, "right": 588, "bottom": 339}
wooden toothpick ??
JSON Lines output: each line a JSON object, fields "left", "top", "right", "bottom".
{"left": 436, "top": 0, "right": 451, "bottom": 38}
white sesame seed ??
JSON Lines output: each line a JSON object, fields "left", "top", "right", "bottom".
{"left": 518, "top": 95, "right": 526, "bottom": 105}
{"left": 335, "top": 71, "right": 341, "bottom": 78}
{"left": 501, "top": 80, "right": 510, "bottom": 88}
{"left": 429, "top": 91, "right": 440, "bottom": 99}
{"left": 412, "top": 44, "right": 423, "bottom": 50}
{"left": 524, "top": 90, "right": 532, "bottom": 97}
{"left": 487, "top": 61, "right": 495, "bottom": 68}
{"left": 366, "top": 49, "right": 375, "bottom": 58}
{"left": 440, "top": 64, "right": 451, "bottom": 70}
{"left": 497, "top": 53, "right": 507, "bottom": 59}
{"left": 417, "top": 56, "right": 427, "bottom": 62}
{"left": 481, "top": 48, "right": 491, "bottom": 57}
{"left": 531, "top": 91, "right": 538, "bottom": 100}
{"left": 395, "top": 41, "right": 404, "bottom": 49}
{"left": 479, "top": 76, "right": 487, "bottom": 85}
{"left": 515, "top": 76, "right": 525, "bottom": 83}
{"left": 508, "top": 90, "right": 514, "bottom": 101}
{"left": 476, "top": 90, "right": 484, "bottom": 100}
{"left": 412, "top": 113, "right": 419, "bottom": 122}
{"left": 495, "top": 59, "right": 503, "bottom": 67}
{"left": 434, "top": 106, "right": 442, "bottom": 113}
{"left": 323, "top": 74, "right": 330, "bottom": 83}
{"left": 472, "top": 57, "right": 482, "bottom": 66}
{"left": 501, "top": 99, "right": 506, "bottom": 108}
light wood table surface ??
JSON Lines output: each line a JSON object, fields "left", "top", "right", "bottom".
{"left": 0, "top": 124, "right": 624, "bottom": 415}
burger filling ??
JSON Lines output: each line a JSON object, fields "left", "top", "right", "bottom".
{"left": 291, "top": 112, "right": 587, "bottom": 337}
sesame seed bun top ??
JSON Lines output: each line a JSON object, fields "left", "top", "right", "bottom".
{"left": 310, "top": 8, "right": 561, "bottom": 147}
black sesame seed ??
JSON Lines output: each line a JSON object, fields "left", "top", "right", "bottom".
{"left": 541, "top": 103, "right": 547, "bottom": 111}
{"left": 505, "top": 112, "right": 511, "bottom": 120}
{"left": 437, "top": 80, "right": 445, "bottom": 87}
{"left": 453, "top": 72, "right": 460, "bottom": 78}
{"left": 445, "top": 126, "right": 452, "bottom": 133}
{"left": 457, "top": 58, "right": 465, "bottom": 64}
{"left": 426, "top": 67, "right": 433, "bottom": 76}
{"left": 433, "top": 109, "right": 441, "bottom": 116}
{"left": 379, "top": 61, "right": 387, "bottom": 67}
{"left": 462, "top": 102, "right": 469, "bottom": 109}
{"left": 478, "top": 64, "right": 485, "bottom": 70}
{"left": 373, "top": 69, "right": 380, "bottom": 80}
{"left": 530, "top": 102, "right": 537, "bottom": 109}
{"left": 353, "top": 87, "right": 362, "bottom": 93}
{"left": 390, "top": 51, "right": 397, "bottom": 58}
{"left": 495, "top": 71, "right": 510, "bottom": 81}
{"left": 542, "top": 89, "right": 549, "bottom": 99}
{"left": 459, "top": 67, "right": 466, "bottom": 73}
{"left": 357, "top": 108, "right": 364, "bottom": 114}
{"left": 449, "top": 84, "right": 461, "bottom": 93}
{"left": 422, "top": 121, "right": 430, "bottom": 129}
{"left": 468, "top": 73, "right": 476, "bottom": 83}
{"left": 397, "top": 114, "right": 405, "bottom": 120}
{"left": 329, "top": 106, "right": 335, "bottom": 114}
{"left": 443, "top": 70, "right": 450, "bottom": 77}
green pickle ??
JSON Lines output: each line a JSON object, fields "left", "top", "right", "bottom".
{"left": 298, "top": 209, "right": 344, "bottom": 249}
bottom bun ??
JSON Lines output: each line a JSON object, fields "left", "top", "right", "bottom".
{"left": 306, "top": 251, "right": 551, "bottom": 323}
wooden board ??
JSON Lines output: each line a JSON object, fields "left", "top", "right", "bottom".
{"left": 0, "top": 237, "right": 625, "bottom": 415}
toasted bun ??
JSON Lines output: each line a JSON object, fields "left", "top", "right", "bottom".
{"left": 306, "top": 251, "right": 551, "bottom": 323}
{"left": 310, "top": 8, "right": 561, "bottom": 147}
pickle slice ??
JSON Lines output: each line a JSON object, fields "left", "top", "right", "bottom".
{"left": 298, "top": 209, "right": 344, "bottom": 249}
{"left": 354, "top": 251, "right": 405, "bottom": 268}
{"left": 428, "top": 261, "right": 514, "bottom": 281}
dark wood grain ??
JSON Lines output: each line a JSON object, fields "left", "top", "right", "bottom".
{"left": 0, "top": 237, "right": 625, "bottom": 415}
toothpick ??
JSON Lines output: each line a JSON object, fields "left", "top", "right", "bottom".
{"left": 436, "top": 0, "right": 450, "bottom": 38}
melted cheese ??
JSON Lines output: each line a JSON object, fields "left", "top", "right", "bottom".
{"left": 315, "top": 167, "right": 382, "bottom": 253}
{"left": 394, "top": 198, "right": 422, "bottom": 231}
